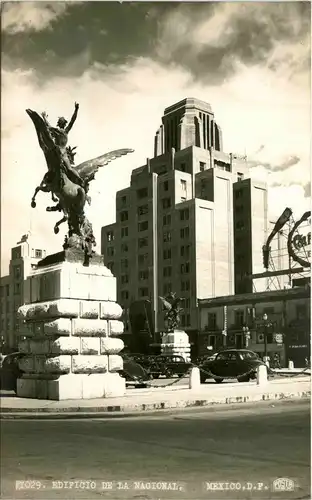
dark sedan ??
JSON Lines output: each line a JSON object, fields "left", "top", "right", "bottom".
{"left": 119, "top": 355, "right": 152, "bottom": 388}
{"left": 149, "top": 355, "right": 192, "bottom": 379}
{"left": 199, "top": 349, "right": 266, "bottom": 384}
{"left": 0, "top": 352, "right": 25, "bottom": 391}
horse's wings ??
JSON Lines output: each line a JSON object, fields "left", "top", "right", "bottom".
{"left": 159, "top": 296, "right": 172, "bottom": 311}
{"left": 74, "top": 148, "right": 134, "bottom": 182}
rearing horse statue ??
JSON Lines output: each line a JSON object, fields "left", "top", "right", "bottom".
{"left": 27, "top": 104, "right": 134, "bottom": 260}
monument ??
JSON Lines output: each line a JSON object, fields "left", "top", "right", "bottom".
{"left": 17, "top": 103, "right": 134, "bottom": 400}
{"left": 159, "top": 293, "right": 191, "bottom": 361}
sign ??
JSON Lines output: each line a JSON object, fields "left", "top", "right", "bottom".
{"left": 274, "top": 333, "right": 283, "bottom": 344}
{"left": 288, "top": 211, "right": 311, "bottom": 268}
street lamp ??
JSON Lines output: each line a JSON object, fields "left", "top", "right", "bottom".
{"left": 242, "top": 326, "right": 250, "bottom": 348}
{"left": 263, "top": 313, "right": 269, "bottom": 362}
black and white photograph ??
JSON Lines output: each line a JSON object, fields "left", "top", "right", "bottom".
{"left": 0, "top": 1, "right": 311, "bottom": 499}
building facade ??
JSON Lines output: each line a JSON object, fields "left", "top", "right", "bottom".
{"left": 0, "top": 234, "right": 46, "bottom": 351}
{"left": 198, "top": 286, "right": 310, "bottom": 367}
{"left": 101, "top": 98, "right": 269, "bottom": 339}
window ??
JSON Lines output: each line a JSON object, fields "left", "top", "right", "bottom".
{"left": 35, "top": 249, "right": 42, "bottom": 258}
{"left": 234, "top": 310, "right": 244, "bottom": 326}
{"left": 121, "top": 243, "right": 128, "bottom": 253}
{"left": 107, "top": 231, "right": 114, "bottom": 242}
{"left": 181, "top": 280, "right": 190, "bottom": 291}
{"left": 163, "top": 266, "right": 172, "bottom": 277}
{"left": 163, "top": 283, "right": 172, "bottom": 294}
{"left": 107, "top": 247, "right": 115, "bottom": 257}
{"left": 121, "top": 259, "right": 128, "bottom": 270}
{"left": 121, "top": 275, "right": 129, "bottom": 284}
{"left": 138, "top": 204, "right": 148, "bottom": 216}
{"left": 180, "top": 208, "right": 189, "bottom": 221}
{"left": 138, "top": 253, "right": 148, "bottom": 266}
{"left": 14, "top": 266, "right": 21, "bottom": 280}
{"left": 138, "top": 221, "right": 148, "bottom": 232}
{"left": 164, "top": 181, "right": 169, "bottom": 191}
{"left": 208, "top": 313, "right": 217, "bottom": 330}
{"left": 121, "top": 227, "right": 128, "bottom": 238}
{"left": 237, "top": 172, "right": 244, "bottom": 182}
{"left": 138, "top": 237, "right": 148, "bottom": 248}
{"left": 163, "top": 231, "right": 171, "bottom": 243}
{"left": 296, "top": 304, "right": 307, "bottom": 320}
{"left": 180, "top": 245, "right": 190, "bottom": 259}
{"left": 163, "top": 214, "right": 171, "bottom": 226}
{"left": 162, "top": 198, "right": 171, "bottom": 209}
{"left": 6, "top": 285, "right": 10, "bottom": 297}
{"left": 181, "top": 298, "right": 191, "bottom": 309}
{"left": 186, "top": 314, "right": 191, "bottom": 326}
{"left": 139, "top": 287, "right": 149, "bottom": 298}
{"left": 199, "top": 161, "right": 206, "bottom": 172}
{"left": 163, "top": 248, "right": 172, "bottom": 260}
{"left": 107, "top": 262, "right": 114, "bottom": 273}
{"left": 121, "top": 195, "right": 127, "bottom": 206}
{"left": 121, "top": 290, "right": 129, "bottom": 300}
{"left": 236, "top": 221, "right": 245, "bottom": 231}
{"left": 138, "top": 270, "right": 149, "bottom": 281}
{"left": 180, "top": 227, "right": 190, "bottom": 239}
{"left": 180, "top": 262, "right": 190, "bottom": 274}
{"left": 137, "top": 187, "right": 148, "bottom": 199}
{"left": 180, "top": 163, "right": 186, "bottom": 172}
{"left": 235, "top": 190, "right": 243, "bottom": 199}
{"left": 120, "top": 211, "right": 128, "bottom": 222}
{"left": 180, "top": 179, "right": 187, "bottom": 191}
{"left": 14, "top": 283, "right": 20, "bottom": 294}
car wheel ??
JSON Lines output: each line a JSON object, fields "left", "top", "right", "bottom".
{"left": 214, "top": 378, "right": 224, "bottom": 383}
{"left": 237, "top": 375, "right": 250, "bottom": 382}
{"left": 153, "top": 374, "right": 160, "bottom": 379}
{"left": 165, "top": 369, "right": 174, "bottom": 378}
{"left": 200, "top": 374, "right": 206, "bottom": 384}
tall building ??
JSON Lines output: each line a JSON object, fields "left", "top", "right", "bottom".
{"left": 101, "top": 98, "right": 268, "bottom": 339}
{"left": 0, "top": 234, "right": 46, "bottom": 351}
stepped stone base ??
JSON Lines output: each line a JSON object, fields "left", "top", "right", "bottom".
{"left": 16, "top": 250, "right": 126, "bottom": 400}
{"left": 161, "top": 329, "right": 191, "bottom": 361}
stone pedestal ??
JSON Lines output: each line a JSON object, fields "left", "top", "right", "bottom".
{"left": 17, "top": 250, "right": 126, "bottom": 400}
{"left": 160, "top": 329, "right": 191, "bottom": 361}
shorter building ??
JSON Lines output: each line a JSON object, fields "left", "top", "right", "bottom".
{"left": 0, "top": 234, "right": 46, "bottom": 351}
{"left": 198, "top": 286, "right": 310, "bottom": 367}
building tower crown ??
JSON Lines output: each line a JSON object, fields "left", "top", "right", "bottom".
{"left": 154, "top": 97, "right": 223, "bottom": 157}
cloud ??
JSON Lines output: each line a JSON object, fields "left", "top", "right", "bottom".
{"left": 156, "top": 2, "right": 310, "bottom": 86}
{"left": 303, "top": 183, "right": 311, "bottom": 199}
{"left": 1, "top": 2, "right": 74, "bottom": 34}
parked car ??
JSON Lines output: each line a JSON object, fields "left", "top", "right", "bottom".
{"left": 0, "top": 352, "right": 25, "bottom": 391}
{"left": 126, "top": 353, "right": 156, "bottom": 372}
{"left": 199, "top": 349, "right": 266, "bottom": 384}
{"left": 149, "top": 355, "right": 192, "bottom": 379}
{"left": 119, "top": 355, "right": 151, "bottom": 388}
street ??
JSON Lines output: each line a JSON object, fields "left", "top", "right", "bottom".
{"left": 1, "top": 400, "right": 310, "bottom": 500}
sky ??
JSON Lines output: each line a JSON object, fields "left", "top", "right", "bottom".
{"left": 1, "top": 1, "right": 311, "bottom": 275}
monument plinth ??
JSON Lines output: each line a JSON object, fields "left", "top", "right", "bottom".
{"left": 17, "top": 251, "right": 126, "bottom": 400}
{"left": 158, "top": 293, "right": 191, "bottom": 362}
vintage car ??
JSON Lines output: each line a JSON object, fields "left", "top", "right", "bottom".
{"left": 149, "top": 354, "right": 192, "bottom": 378}
{"left": 0, "top": 352, "right": 25, "bottom": 391}
{"left": 199, "top": 349, "right": 266, "bottom": 383}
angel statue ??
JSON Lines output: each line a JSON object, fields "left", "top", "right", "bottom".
{"left": 26, "top": 104, "right": 134, "bottom": 265}
{"left": 159, "top": 292, "right": 184, "bottom": 332}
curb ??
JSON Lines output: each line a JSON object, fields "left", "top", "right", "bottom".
{"left": 1, "top": 391, "right": 310, "bottom": 419}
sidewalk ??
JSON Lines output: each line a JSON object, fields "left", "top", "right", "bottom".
{"left": 0, "top": 376, "right": 310, "bottom": 419}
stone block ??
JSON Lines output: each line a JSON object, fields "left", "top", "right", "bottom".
{"left": 48, "top": 374, "right": 83, "bottom": 400}
{"left": 50, "top": 337, "right": 80, "bottom": 355}
{"left": 100, "top": 337, "right": 124, "bottom": 354}
{"left": 16, "top": 377, "right": 36, "bottom": 397}
{"left": 72, "top": 318, "right": 109, "bottom": 337}
{"left": 80, "top": 337, "right": 101, "bottom": 355}
{"left": 71, "top": 355, "right": 108, "bottom": 373}
{"left": 34, "top": 356, "right": 46, "bottom": 373}
{"left": 43, "top": 318, "right": 72, "bottom": 336}
{"left": 35, "top": 379, "right": 49, "bottom": 399}
{"left": 108, "top": 354, "right": 123, "bottom": 372}
{"left": 18, "top": 356, "right": 35, "bottom": 373}
{"left": 44, "top": 355, "right": 72, "bottom": 374}
{"left": 189, "top": 367, "right": 201, "bottom": 390}
{"left": 18, "top": 339, "right": 30, "bottom": 353}
{"left": 109, "top": 320, "right": 124, "bottom": 336}
{"left": 18, "top": 299, "right": 80, "bottom": 321}
{"left": 79, "top": 301, "right": 99, "bottom": 319}
{"left": 29, "top": 339, "right": 50, "bottom": 355}
{"left": 103, "top": 372, "right": 126, "bottom": 397}
{"left": 100, "top": 302, "right": 123, "bottom": 320}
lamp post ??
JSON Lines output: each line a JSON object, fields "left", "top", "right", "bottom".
{"left": 242, "top": 326, "right": 250, "bottom": 348}
{"left": 263, "top": 313, "right": 268, "bottom": 362}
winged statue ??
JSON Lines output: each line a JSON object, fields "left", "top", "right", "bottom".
{"left": 159, "top": 292, "right": 184, "bottom": 332}
{"left": 26, "top": 104, "right": 134, "bottom": 265}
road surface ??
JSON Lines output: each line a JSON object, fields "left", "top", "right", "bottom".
{"left": 1, "top": 400, "right": 310, "bottom": 500}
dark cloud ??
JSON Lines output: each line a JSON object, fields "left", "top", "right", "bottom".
{"left": 155, "top": 2, "right": 311, "bottom": 85}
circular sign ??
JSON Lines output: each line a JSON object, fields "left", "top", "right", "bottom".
{"left": 287, "top": 211, "right": 311, "bottom": 268}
